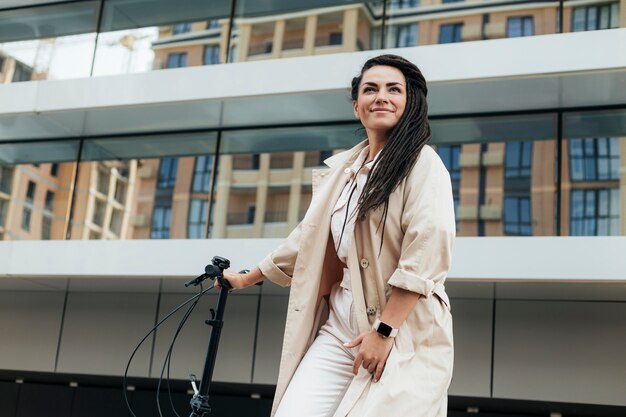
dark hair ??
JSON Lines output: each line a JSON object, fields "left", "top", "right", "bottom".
{"left": 350, "top": 54, "right": 431, "bottom": 236}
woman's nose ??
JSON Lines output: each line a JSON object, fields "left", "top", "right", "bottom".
{"left": 375, "top": 92, "right": 389, "bottom": 103}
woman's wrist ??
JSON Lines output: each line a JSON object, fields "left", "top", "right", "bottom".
{"left": 243, "top": 267, "right": 265, "bottom": 287}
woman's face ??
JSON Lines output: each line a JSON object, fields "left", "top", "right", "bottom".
{"left": 353, "top": 65, "right": 407, "bottom": 135}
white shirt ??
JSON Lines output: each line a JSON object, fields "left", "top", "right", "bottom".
{"left": 330, "top": 145, "right": 380, "bottom": 266}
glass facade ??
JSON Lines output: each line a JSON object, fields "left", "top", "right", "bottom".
{"left": 0, "top": 108, "right": 621, "bottom": 241}
{"left": 1, "top": 0, "right": 622, "bottom": 81}
{"left": 0, "top": 2, "right": 624, "bottom": 241}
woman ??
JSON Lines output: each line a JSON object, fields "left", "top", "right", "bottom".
{"left": 220, "top": 54, "right": 455, "bottom": 417}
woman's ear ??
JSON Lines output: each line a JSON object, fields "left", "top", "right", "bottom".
{"left": 352, "top": 100, "right": 359, "bottom": 119}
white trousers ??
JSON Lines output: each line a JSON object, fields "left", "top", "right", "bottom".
{"left": 275, "top": 269, "right": 359, "bottom": 417}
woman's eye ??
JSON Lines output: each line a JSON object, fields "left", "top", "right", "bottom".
{"left": 364, "top": 87, "right": 375, "bottom": 92}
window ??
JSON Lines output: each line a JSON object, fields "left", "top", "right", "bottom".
{"left": 395, "top": 24, "right": 418, "bottom": 48}
{"left": 26, "top": 181, "right": 36, "bottom": 201}
{"left": 329, "top": 32, "right": 343, "bottom": 46}
{"left": 22, "top": 207, "right": 31, "bottom": 231}
{"left": 439, "top": 23, "right": 463, "bottom": 44}
{"left": 572, "top": 3, "right": 619, "bottom": 31}
{"left": 188, "top": 199, "right": 208, "bottom": 239}
{"left": 93, "top": 200, "right": 106, "bottom": 226}
{"left": 442, "top": 0, "right": 463, "bottom": 3}
{"left": 173, "top": 23, "right": 192, "bottom": 34}
{"left": 246, "top": 205, "right": 256, "bottom": 224}
{"left": 110, "top": 209, "right": 123, "bottom": 236}
{"left": 389, "top": 0, "right": 419, "bottom": 8}
{"left": 437, "top": 145, "right": 461, "bottom": 230}
{"left": 207, "top": 19, "right": 220, "bottom": 30}
{"left": 97, "top": 168, "right": 110, "bottom": 195}
{"left": 12, "top": 62, "right": 33, "bottom": 83}
{"left": 192, "top": 156, "right": 213, "bottom": 192}
{"left": 114, "top": 181, "right": 127, "bottom": 204}
{"left": 504, "top": 196, "right": 532, "bottom": 235}
{"left": 166, "top": 53, "right": 188, "bottom": 68}
{"left": 505, "top": 141, "right": 532, "bottom": 178}
{"left": 157, "top": 158, "right": 178, "bottom": 189}
{"left": 263, "top": 41, "right": 273, "bottom": 54}
{"left": 50, "top": 163, "right": 59, "bottom": 176}
{"left": 204, "top": 45, "right": 220, "bottom": 65}
{"left": 0, "top": 200, "right": 8, "bottom": 227}
{"left": 151, "top": 204, "right": 172, "bottom": 239}
{"left": 569, "top": 137, "right": 620, "bottom": 181}
{"left": 436, "top": 145, "right": 461, "bottom": 188}
{"left": 507, "top": 16, "right": 534, "bottom": 37}
{"left": 42, "top": 216, "right": 51, "bottom": 240}
{"left": 0, "top": 167, "right": 13, "bottom": 194}
{"left": 570, "top": 188, "right": 619, "bottom": 235}
{"left": 45, "top": 191, "right": 54, "bottom": 211}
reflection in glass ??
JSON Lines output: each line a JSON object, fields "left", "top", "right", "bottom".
{"left": 92, "top": 0, "right": 231, "bottom": 74}
{"left": 0, "top": 141, "right": 77, "bottom": 241}
{"left": 214, "top": 125, "right": 362, "bottom": 238}
{"left": 571, "top": 3, "right": 619, "bottom": 32}
{"left": 74, "top": 134, "right": 217, "bottom": 240}
{"left": 0, "top": 1, "right": 99, "bottom": 81}
{"left": 503, "top": 196, "right": 532, "bottom": 236}
{"left": 151, "top": 204, "right": 171, "bottom": 239}
{"left": 92, "top": 28, "right": 158, "bottom": 76}
{"left": 188, "top": 199, "right": 208, "bottom": 239}
{"left": 507, "top": 16, "right": 534, "bottom": 37}
{"left": 232, "top": 3, "right": 382, "bottom": 64}
{"left": 439, "top": 23, "right": 463, "bottom": 44}
{"left": 436, "top": 145, "right": 460, "bottom": 229}
{"left": 563, "top": 109, "right": 624, "bottom": 236}
{"left": 433, "top": 127, "right": 556, "bottom": 237}
{"left": 569, "top": 137, "right": 619, "bottom": 181}
{"left": 570, "top": 189, "right": 619, "bottom": 235}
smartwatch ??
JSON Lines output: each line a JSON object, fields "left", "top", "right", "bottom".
{"left": 372, "top": 319, "right": 398, "bottom": 338}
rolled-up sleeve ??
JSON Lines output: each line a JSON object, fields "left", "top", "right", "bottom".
{"left": 258, "top": 221, "right": 303, "bottom": 287}
{"left": 387, "top": 149, "right": 456, "bottom": 297}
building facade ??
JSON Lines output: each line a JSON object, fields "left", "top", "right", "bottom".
{"left": 0, "top": 0, "right": 625, "bottom": 416}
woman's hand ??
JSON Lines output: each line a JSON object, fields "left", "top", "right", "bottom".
{"left": 344, "top": 330, "right": 394, "bottom": 382}
{"left": 215, "top": 267, "right": 265, "bottom": 291}
{"left": 215, "top": 271, "right": 250, "bottom": 292}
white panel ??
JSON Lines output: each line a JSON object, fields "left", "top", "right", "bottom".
{"left": 56, "top": 292, "right": 159, "bottom": 377}
{"left": 0, "top": 291, "right": 65, "bottom": 372}
{"left": 493, "top": 300, "right": 626, "bottom": 406}
{"left": 151, "top": 292, "right": 259, "bottom": 383}
{"left": 252, "top": 294, "right": 289, "bottom": 384}
{"left": 447, "top": 299, "right": 493, "bottom": 398}
{"left": 3, "top": 237, "right": 626, "bottom": 284}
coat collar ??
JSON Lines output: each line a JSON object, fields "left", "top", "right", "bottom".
{"left": 323, "top": 139, "right": 369, "bottom": 169}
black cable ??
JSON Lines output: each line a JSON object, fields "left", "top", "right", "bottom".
{"left": 123, "top": 283, "right": 215, "bottom": 417}
{"left": 157, "top": 284, "right": 204, "bottom": 417}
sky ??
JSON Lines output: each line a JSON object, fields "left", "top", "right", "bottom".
{"left": 0, "top": 27, "right": 159, "bottom": 80}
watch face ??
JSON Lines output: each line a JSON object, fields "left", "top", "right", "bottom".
{"left": 376, "top": 321, "right": 393, "bottom": 338}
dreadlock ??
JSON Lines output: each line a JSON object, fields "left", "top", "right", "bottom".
{"left": 350, "top": 54, "right": 431, "bottom": 252}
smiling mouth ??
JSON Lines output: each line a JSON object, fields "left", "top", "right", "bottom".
{"left": 372, "top": 109, "right": 393, "bottom": 113}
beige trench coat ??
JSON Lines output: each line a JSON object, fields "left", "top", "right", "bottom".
{"left": 259, "top": 139, "right": 455, "bottom": 417}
